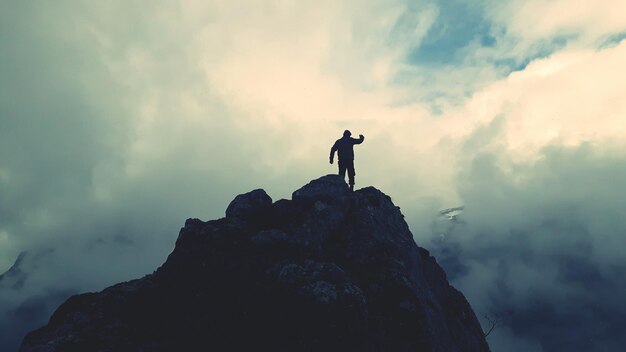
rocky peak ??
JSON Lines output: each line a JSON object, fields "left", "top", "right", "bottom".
{"left": 0, "top": 252, "right": 28, "bottom": 289}
{"left": 20, "top": 175, "right": 490, "bottom": 352}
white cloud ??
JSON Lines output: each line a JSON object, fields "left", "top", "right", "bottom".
{"left": 2, "top": 0, "right": 626, "bottom": 350}
{"left": 440, "top": 40, "right": 626, "bottom": 165}
{"left": 495, "top": 0, "right": 626, "bottom": 43}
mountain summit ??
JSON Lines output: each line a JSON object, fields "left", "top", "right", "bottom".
{"left": 20, "top": 175, "right": 490, "bottom": 352}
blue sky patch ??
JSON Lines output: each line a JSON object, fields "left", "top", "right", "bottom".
{"left": 598, "top": 32, "right": 626, "bottom": 49}
{"left": 498, "top": 34, "right": 576, "bottom": 73}
{"left": 407, "top": 0, "right": 491, "bottom": 65}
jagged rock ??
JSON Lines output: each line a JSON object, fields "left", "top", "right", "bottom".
{"left": 292, "top": 174, "right": 351, "bottom": 203}
{"left": 225, "top": 188, "right": 272, "bottom": 221}
{"left": 20, "top": 175, "right": 490, "bottom": 352}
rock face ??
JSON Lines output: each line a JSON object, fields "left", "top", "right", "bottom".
{"left": 20, "top": 175, "right": 490, "bottom": 352}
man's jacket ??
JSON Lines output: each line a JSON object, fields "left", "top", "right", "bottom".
{"left": 330, "top": 135, "right": 364, "bottom": 161}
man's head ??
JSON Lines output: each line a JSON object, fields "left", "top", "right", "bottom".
{"left": 343, "top": 130, "right": 351, "bottom": 137}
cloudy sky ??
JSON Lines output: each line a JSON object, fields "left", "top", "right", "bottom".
{"left": 1, "top": 0, "right": 625, "bottom": 351}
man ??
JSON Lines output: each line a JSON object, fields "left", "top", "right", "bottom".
{"left": 330, "top": 130, "right": 365, "bottom": 191}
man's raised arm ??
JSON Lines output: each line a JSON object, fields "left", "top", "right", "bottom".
{"left": 353, "top": 134, "right": 365, "bottom": 144}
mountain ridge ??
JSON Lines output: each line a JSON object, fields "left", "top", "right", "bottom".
{"left": 20, "top": 175, "right": 490, "bottom": 352}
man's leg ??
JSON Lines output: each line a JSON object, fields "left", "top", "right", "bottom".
{"left": 347, "top": 160, "right": 355, "bottom": 191}
{"left": 338, "top": 159, "right": 347, "bottom": 180}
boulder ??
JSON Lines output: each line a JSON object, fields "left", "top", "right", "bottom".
{"left": 225, "top": 188, "right": 272, "bottom": 221}
{"left": 292, "top": 174, "right": 350, "bottom": 203}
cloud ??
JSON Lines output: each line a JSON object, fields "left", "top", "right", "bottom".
{"left": 433, "top": 39, "right": 626, "bottom": 163}
{"left": 431, "top": 143, "right": 626, "bottom": 351}
{"left": 1, "top": 0, "right": 625, "bottom": 351}
{"left": 491, "top": 0, "right": 626, "bottom": 43}
{"left": 424, "top": 37, "right": 626, "bottom": 352}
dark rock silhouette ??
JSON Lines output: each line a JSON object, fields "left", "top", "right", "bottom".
{"left": 20, "top": 175, "right": 490, "bottom": 352}
{"left": 330, "top": 130, "right": 364, "bottom": 190}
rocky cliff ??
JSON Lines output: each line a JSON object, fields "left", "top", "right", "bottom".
{"left": 20, "top": 175, "right": 490, "bottom": 352}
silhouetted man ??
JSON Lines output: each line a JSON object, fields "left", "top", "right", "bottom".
{"left": 330, "top": 130, "right": 365, "bottom": 191}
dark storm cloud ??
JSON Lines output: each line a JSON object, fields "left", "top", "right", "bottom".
{"left": 430, "top": 141, "right": 626, "bottom": 351}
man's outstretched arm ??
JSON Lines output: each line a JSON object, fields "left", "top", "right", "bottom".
{"left": 330, "top": 143, "right": 337, "bottom": 164}
{"left": 352, "top": 134, "right": 365, "bottom": 144}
